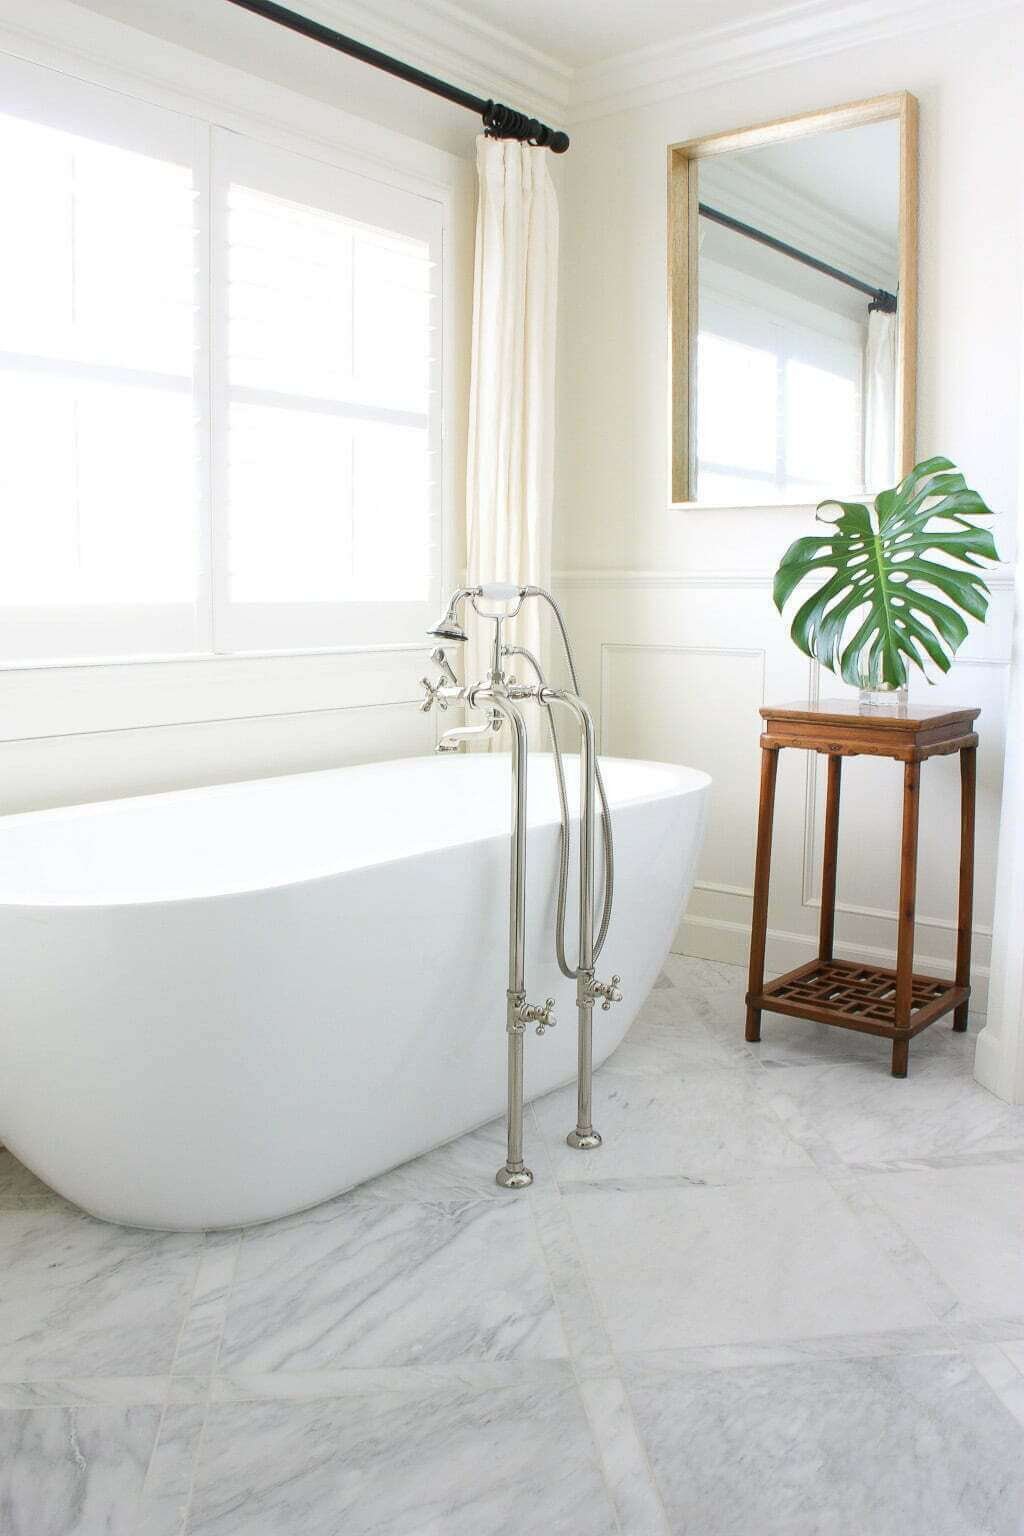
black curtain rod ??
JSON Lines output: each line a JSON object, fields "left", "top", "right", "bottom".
{"left": 224, "top": 0, "right": 570, "bottom": 152}
{"left": 699, "top": 203, "right": 897, "bottom": 313}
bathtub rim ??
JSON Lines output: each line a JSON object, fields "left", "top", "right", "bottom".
{"left": 0, "top": 754, "right": 712, "bottom": 912}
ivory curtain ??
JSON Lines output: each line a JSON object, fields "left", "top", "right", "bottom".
{"left": 465, "top": 135, "right": 559, "bottom": 693}
{"left": 863, "top": 307, "right": 897, "bottom": 490}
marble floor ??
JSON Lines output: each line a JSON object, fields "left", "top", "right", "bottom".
{"left": 3, "top": 955, "right": 1024, "bottom": 1535}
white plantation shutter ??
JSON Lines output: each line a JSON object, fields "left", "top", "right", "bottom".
{"left": 0, "top": 56, "right": 202, "bottom": 660}
{"left": 211, "top": 131, "right": 442, "bottom": 651}
{"left": 0, "top": 55, "right": 443, "bottom": 663}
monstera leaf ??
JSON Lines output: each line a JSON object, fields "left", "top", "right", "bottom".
{"left": 773, "top": 457, "right": 998, "bottom": 688}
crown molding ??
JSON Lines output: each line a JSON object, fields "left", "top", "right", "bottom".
{"left": 42, "top": 0, "right": 1020, "bottom": 150}
{"left": 314, "top": 0, "right": 1021, "bottom": 131}
{"left": 308, "top": 0, "right": 572, "bottom": 126}
{"left": 569, "top": 0, "right": 1021, "bottom": 122}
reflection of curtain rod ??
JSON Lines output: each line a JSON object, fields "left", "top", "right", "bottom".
{"left": 224, "top": 0, "right": 570, "bottom": 152}
{"left": 699, "top": 203, "right": 897, "bottom": 313}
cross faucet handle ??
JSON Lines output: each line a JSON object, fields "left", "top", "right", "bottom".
{"left": 594, "top": 976, "right": 623, "bottom": 1011}
{"left": 420, "top": 675, "right": 449, "bottom": 713}
{"left": 517, "top": 997, "right": 557, "bottom": 1035}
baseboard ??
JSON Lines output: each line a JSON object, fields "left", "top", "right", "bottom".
{"left": 676, "top": 911, "right": 990, "bottom": 1022}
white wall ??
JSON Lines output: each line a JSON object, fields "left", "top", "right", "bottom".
{"left": 0, "top": 0, "right": 478, "bottom": 812}
{"left": 553, "top": 5, "right": 1023, "bottom": 1016}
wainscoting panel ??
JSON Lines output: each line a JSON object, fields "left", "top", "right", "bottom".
{"left": 0, "top": 697, "right": 434, "bottom": 815}
{"left": 601, "top": 642, "right": 766, "bottom": 897}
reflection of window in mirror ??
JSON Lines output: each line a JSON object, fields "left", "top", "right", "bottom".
{"left": 669, "top": 96, "right": 917, "bottom": 508}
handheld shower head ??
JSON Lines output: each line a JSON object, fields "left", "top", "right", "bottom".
{"left": 428, "top": 617, "right": 468, "bottom": 642}
{"left": 427, "top": 590, "right": 471, "bottom": 643}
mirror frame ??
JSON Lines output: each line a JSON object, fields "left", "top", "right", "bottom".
{"left": 667, "top": 92, "right": 918, "bottom": 508}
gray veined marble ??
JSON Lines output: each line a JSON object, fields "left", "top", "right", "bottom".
{"left": 0, "top": 1404, "right": 161, "bottom": 1536}
{"left": 766, "top": 1052, "right": 1024, "bottom": 1168}
{"left": 603, "top": 988, "right": 742, "bottom": 1076}
{"left": 864, "top": 1162, "right": 1024, "bottom": 1320}
{"left": 187, "top": 1375, "right": 617, "bottom": 1536}
{"left": 567, "top": 1177, "right": 935, "bottom": 1353}
{"left": 219, "top": 1196, "right": 567, "bottom": 1371}
{"left": 533, "top": 1067, "right": 813, "bottom": 1185}
{"left": 1, "top": 955, "right": 1022, "bottom": 1536}
{"left": 0, "top": 1207, "right": 202, "bottom": 1379}
{"left": 625, "top": 1351, "right": 1024, "bottom": 1536}
{"left": 355, "top": 1109, "right": 555, "bottom": 1204}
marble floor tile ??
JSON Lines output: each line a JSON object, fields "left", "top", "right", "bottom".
{"left": 578, "top": 1374, "right": 671, "bottom": 1536}
{"left": 0, "top": 1208, "right": 202, "bottom": 1379}
{"left": 567, "top": 1178, "right": 936, "bottom": 1353}
{"left": 605, "top": 993, "right": 743, "bottom": 1077}
{"left": 533, "top": 1068, "right": 813, "bottom": 1185}
{"left": 863, "top": 1163, "right": 1024, "bottom": 1320}
{"left": 1001, "top": 1339, "right": 1024, "bottom": 1376}
{"left": 220, "top": 1196, "right": 567, "bottom": 1371}
{"left": 0, "top": 1403, "right": 162, "bottom": 1536}
{"left": 136, "top": 1401, "right": 209, "bottom": 1536}
{"left": 171, "top": 1233, "right": 242, "bottom": 1379}
{"left": 186, "top": 1375, "right": 617, "bottom": 1536}
{"left": 357, "top": 1108, "right": 554, "bottom": 1203}
{"left": 625, "top": 1351, "right": 1024, "bottom": 1536}
{"left": 765, "top": 1052, "right": 1024, "bottom": 1168}
{"left": 0, "top": 1148, "right": 66, "bottom": 1210}
{"left": 659, "top": 954, "right": 746, "bottom": 997}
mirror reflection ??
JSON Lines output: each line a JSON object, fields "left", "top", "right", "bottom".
{"left": 692, "top": 117, "right": 903, "bottom": 506}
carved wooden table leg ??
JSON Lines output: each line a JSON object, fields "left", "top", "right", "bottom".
{"left": 954, "top": 744, "right": 977, "bottom": 1031}
{"left": 892, "top": 759, "right": 921, "bottom": 1077}
{"left": 745, "top": 745, "right": 779, "bottom": 1042}
{"left": 819, "top": 754, "right": 842, "bottom": 962}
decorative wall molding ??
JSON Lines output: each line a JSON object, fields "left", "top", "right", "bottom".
{"left": 555, "top": 568, "right": 774, "bottom": 591}
{"left": 50, "top": 0, "right": 1019, "bottom": 152}
{"left": 556, "top": 565, "right": 1017, "bottom": 592}
{"left": 567, "top": 0, "right": 1020, "bottom": 122}
{"left": 307, "top": 0, "right": 572, "bottom": 127}
{"left": 315, "top": 0, "right": 1021, "bottom": 128}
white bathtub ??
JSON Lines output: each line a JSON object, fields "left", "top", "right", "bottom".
{"left": 0, "top": 753, "right": 708, "bottom": 1229}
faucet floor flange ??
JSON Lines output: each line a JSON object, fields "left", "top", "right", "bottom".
{"left": 496, "top": 1166, "right": 534, "bottom": 1188}
{"left": 566, "top": 1130, "right": 603, "bottom": 1150}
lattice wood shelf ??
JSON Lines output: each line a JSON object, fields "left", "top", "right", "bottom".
{"left": 752, "top": 958, "right": 968, "bottom": 1042}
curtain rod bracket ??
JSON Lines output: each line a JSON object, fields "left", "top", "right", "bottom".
{"left": 225, "top": 0, "right": 570, "bottom": 153}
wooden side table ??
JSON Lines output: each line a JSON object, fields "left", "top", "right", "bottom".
{"left": 745, "top": 701, "right": 980, "bottom": 1077}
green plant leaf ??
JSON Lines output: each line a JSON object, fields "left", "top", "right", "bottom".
{"left": 772, "top": 458, "right": 999, "bottom": 688}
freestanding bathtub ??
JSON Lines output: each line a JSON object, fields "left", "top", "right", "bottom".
{"left": 0, "top": 752, "right": 709, "bottom": 1229}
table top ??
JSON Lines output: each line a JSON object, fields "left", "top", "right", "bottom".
{"left": 760, "top": 700, "right": 980, "bottom": 760}
{"left": 762, "top": 701, "right": 981, "bottom": 730}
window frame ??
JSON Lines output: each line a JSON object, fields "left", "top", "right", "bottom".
{"left": 0, "top": 49, "right": 449, "bottom": 670}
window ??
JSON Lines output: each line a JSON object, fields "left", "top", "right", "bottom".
{"left": 0, "top": 54, "right": 443, "bottom": 663}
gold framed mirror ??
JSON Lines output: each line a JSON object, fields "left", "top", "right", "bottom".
{"left": 668, "top": 93, "right": 918, "bottom": 508}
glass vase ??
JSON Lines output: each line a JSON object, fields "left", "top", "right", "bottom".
{"left": 858, "top": 683, "right": 909, "bottom": 714}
